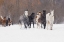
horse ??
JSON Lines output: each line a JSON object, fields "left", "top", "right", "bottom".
{"left": 35, "top": 12, "right": 42, "bottom": 28}
{"left": 41, "top": 10, "right": 46, "bottom": 29}
{"left": 6, "top": 17, "right": 13, "bottom": 26}
{"left": 46, "top": 10, "right": 54, "bottom": 30}
{"left": 0, "top": 16, "right": 6, "bottom": 26}
{"left": 19, "top": 11, "right": 29, "bottom": 28}
{"left": 28, "top": 13, "right": 35, "bottom": 28}
{"left": 0, "top": 16, "right": 13, "bottom": 26}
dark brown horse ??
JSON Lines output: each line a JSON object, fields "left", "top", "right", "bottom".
{"left": 35, "top": 11, "right": 46, "bottom": 29}
{"left": 8, "top": 18, "right": 13, "bottom": 26}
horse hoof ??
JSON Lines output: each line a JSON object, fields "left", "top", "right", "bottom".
{"left": 50, "top": 29, "right": 52, "bottom": 30}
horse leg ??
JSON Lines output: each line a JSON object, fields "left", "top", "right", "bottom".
{"left": 41, "top": 24, "right": 42, "bottom": 28}
{"left": 33, "top": 21, "right": 34, "bottom": 28}
{"left": 44, "top": 24, "right": 46, "bottom": 29}
{"left": 6, "top": 20, "right": 8, "bottom": 26}
{"left": 44, "top": 22, "right": 46, "bottom": 29}
{"left": 37, "top": 23, "right": 38, "bottom": 28}
{"left": 12, "top": 21, "right": 13, "bottom": 25}
{"left": 46, "top": 23, "right": 48, "bottom": 30}
{"left": 39, "top": 23, "right": 41, "bottom": 28}
{"left": 29, "top": 22, "right": 31, "bottom": 28}
{"left": 2, "top": 20, "right": 6, "bottom": 27}
{"left": 2, "top": 22, "right": 5, "bottom": 27}
{"left": 24, "top": 23, "right": 27, "bottom": 28}
{"left": 20, "top": 24, "right": 23, "bottom": 29}
{"left": 2, "top": 23, "right": 4, "bottom": 26}
{"left": 9, "top": 24, "right": 11, "bottom": 26}
{"left": 37, "top": 23, "right": 41, "bottom": 28}
{"left": 50, "top": 23, "right": 53, "bottom": 30}
{"left": 28, "top": 22, "right": 31, "bottom": 28}
{"left": 46, "top": 21, "right": 48, "bottom": 30}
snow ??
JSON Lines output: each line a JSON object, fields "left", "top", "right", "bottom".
{"left": 0, "top": 24, "right": 64, "bottom": 42}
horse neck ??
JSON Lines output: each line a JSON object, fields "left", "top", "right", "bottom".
{"left": 30, "top": 15, "right": 34, "bottom": 19}
{"left": 37, "top": 15, "right": 41, "bottom": 19}
{"left": 25, "top": 15, "right": 28, "bottom": 17}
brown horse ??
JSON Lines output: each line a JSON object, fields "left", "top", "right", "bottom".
{"left": 0, "top": 16, "right": 6, "bottom": 26}
{"left": 0, "top": 16, "right": 13, "bottom": 26}
{"left": 35, "top": 12, "right": 42, "bottom": 28}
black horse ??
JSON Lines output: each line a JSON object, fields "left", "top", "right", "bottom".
{"left": 41, "top": 10, "right": 46, "bottom": 29}
{"left": 28, "top": 13, "right": 35, "bottom": 28}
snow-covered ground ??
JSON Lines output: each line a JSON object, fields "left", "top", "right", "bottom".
{"left": 0, "top": 24, "right": 64, "bottom": 42}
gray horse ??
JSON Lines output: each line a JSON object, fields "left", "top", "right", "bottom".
{"left": 19, "top": 11, "right": 29, "bottom": 28}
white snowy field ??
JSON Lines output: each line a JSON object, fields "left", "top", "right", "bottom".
{"left": 0, "top": 24, "right": 64, "bottom": 42}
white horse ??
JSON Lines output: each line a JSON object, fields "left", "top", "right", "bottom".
{"left": 46, "top": 10, "right": 54, "bottom": 30}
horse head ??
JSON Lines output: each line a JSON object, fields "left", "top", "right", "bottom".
{"left": 24, "top": 11, "right": 28, "bottom": 17}
{"left": 0, "top": 16, "right": 4, "bottom": 20}
{"left": 50, "top": 10, "right": 54, "bottom": 16}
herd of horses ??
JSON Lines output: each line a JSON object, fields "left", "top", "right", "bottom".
{"left": 0, "top": 10, "right": 54, "bottom": 30}
{"left": 19, "top": 10, "right": 54, "bottom": 30}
